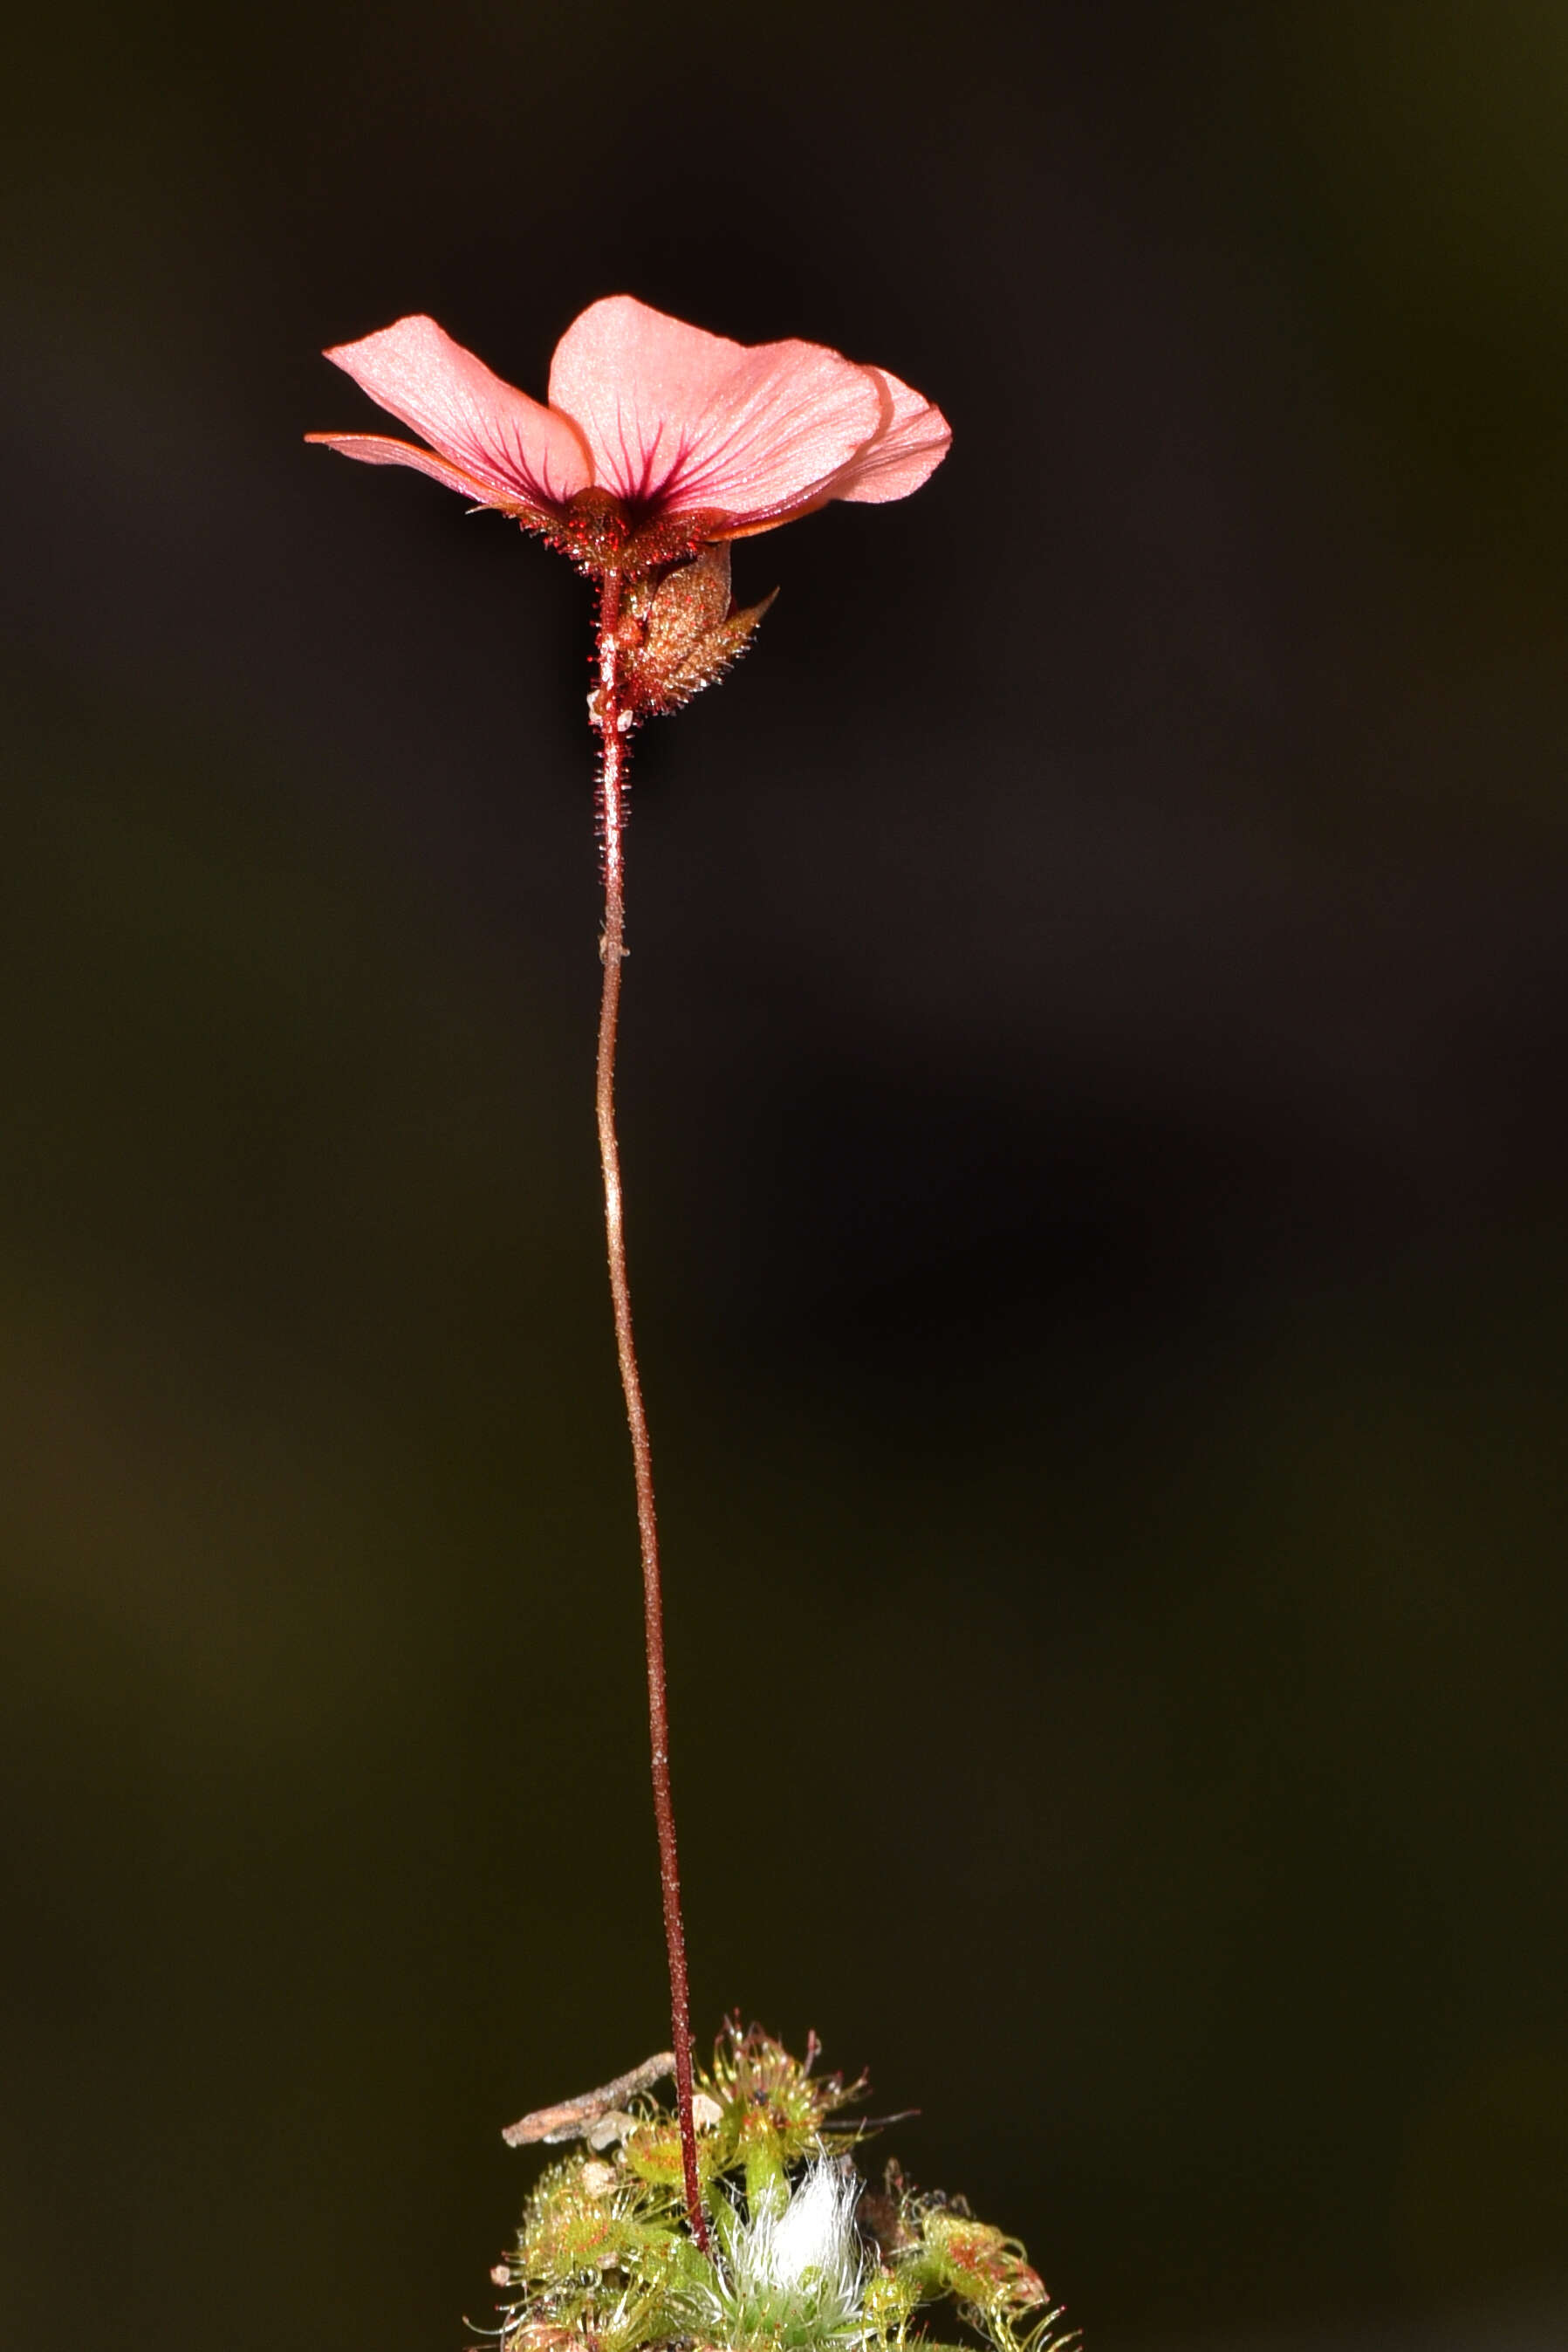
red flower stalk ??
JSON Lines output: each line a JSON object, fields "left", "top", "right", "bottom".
{"left": 309, "top": 295, "right": 948, "bottom": 2248}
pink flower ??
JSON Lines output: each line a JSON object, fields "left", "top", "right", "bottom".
{"left": 307, "top": 295, "right": 949, "bottom": 571}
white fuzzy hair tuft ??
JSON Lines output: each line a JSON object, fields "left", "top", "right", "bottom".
{"left": 731, "top": 2159, "right": 863, "bottom": 2304}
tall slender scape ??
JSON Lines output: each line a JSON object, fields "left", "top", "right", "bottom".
{"left": 305, "top": 294, "right": 1084, "bottom": 2352}
{"left": 306, "top": 292, "right": 950, "bottom": 2252}
{"left": 591, "top": 569, "right": 707, "bottom": 2246}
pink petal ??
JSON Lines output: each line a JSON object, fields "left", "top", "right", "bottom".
{"left": 321, "top": 315, "right": 592, "bottom": 510}
{"left": 831, "top": 367, "right": 952, "bottom": 504}
{"left": 304, "top": 431, "right": 539, "bottom": 511}
{"left": 547, "top": 296, "right": 884, "bottom": 528}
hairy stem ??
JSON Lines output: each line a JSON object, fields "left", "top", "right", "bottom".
{"left": 592, "top": 570, "right": 707, "bottom": 2250}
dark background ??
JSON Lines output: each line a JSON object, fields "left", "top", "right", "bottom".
{"left": 3, "top": 4, "right": 1566, "bottom": 2349}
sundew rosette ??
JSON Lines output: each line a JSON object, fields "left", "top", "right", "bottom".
{"left": 488, "top": 2025, "right": 1076, "bottom": 2352}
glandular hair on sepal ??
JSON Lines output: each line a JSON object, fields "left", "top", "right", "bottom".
{"left": 622, "top": 544, "right": 777, "bottom": 717}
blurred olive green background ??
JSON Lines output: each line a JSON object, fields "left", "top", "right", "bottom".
{"left": 3, "top": 4, "right": 1566, "bottom": 2349}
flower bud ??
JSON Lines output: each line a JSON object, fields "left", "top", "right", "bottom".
{"left": 623, "top": 545, "right": 777, "bottom": 716}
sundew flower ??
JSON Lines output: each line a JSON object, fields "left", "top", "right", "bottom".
{"left": 308, "top": 306, "right": 949, "bottom": 2258}
{"left": 307, "top": 294, "right": 949, "bottom": 577}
